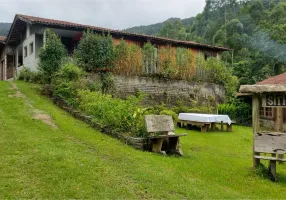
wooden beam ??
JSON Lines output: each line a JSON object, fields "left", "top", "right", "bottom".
{"left": 240, "top": 85, "right": 286, "bottom": 93}
{"left": 252, "top": 94, "right": 260, "bottom": 167}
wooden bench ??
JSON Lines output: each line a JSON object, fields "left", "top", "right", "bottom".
{"left": 145, "top": 115, "right": 187, "bottom": 156}
{"left": 177, "top": 120, "right": 233, "bottom": 132}
{"left": 254, "top": 132, "right": 286, "bottom": 180}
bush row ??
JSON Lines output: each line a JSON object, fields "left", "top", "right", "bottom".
{"left": 218, "top": 100, "right": 252, "bottom": 126}
{"left": 18, "top": 67, "right": 43, "bottom": 84}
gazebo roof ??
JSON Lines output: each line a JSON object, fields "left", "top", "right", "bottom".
{"left": 239, "top": 73, "right": 286, "bottom": 93}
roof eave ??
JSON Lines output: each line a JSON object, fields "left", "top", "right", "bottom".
{"left": 31, "top": 21, "right": 231, "bottom": 52}
{"left": 239, "top": 84, "right": 286, "bottom": 93}
{"left": 10, "top": 14, "right": 232, "bottom": 52}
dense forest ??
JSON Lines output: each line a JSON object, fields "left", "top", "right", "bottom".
{"left": 125, "top": 0, "right": 286, "bottom": 86}
{"left": 0, "top": 23, "right": 11, "bottom": 36}
{"left": 124, "top": 17, "right": 194, "bottom": 35}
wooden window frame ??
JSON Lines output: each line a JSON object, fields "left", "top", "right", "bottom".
{"left": 260, "top": 107, "right": 274, "bottom": 119}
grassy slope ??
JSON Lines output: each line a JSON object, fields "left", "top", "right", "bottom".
{"left": 0, "top": 81, "right": 286, "bottom": 199}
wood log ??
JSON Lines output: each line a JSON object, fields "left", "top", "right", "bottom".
{"left": 227, "top": 124, "right": 232, "bottom": 132}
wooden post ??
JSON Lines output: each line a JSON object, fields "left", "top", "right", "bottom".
{"left": 151, "top": 138, "right": 164, "bottom": 153}
{"left": 211, "top": 123, "right": 216, "bottom": 130}
{"left": 277, "top": 107, "right": 283, "bottom": 132}
{"left": 201, "top": 125, "right": 208, "bottom": 132}
{"left": 168, "top": 137, "right": 179, "bottom": 151}
{"left": 269, "top": 154, "right": 277, "bottom": 181}
{"left": 220, "top": 121, "right": 223, "bottom": 131}
{"left": 227, "top": 124, "right": 232, "bottom": 132}
{"left": 252, "top": 94, "right": 260, "bottom": 167}
{"left": 4, "top": 55, "right": 7, "bottom": 80}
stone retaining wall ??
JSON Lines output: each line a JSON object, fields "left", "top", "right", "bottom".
{"left": 88, "top": 74, "right": 225, "bottom": 106}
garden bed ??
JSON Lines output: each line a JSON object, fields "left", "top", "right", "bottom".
{"left": 53, "top": 96, "right": 150, "bottom": 150}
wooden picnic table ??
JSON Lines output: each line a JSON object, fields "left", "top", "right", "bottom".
{"left": 177, "top": 113, "right": 233, "bottom": 132}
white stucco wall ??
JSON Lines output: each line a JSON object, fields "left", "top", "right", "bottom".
{"left": 23, "top": 34, "right": 37, "bottom": 71}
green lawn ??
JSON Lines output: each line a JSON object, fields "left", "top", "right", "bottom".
{"left": 0, "top": 81, "right": 286, "bottom": 199}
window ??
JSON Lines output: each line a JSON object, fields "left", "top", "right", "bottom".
{"left": 29, "top": 42, "right": 34, "bottom": 55}
{"left": 24, "top": 46, "right": 27, "bottom": 57}
{"left": 260, "top": 107, "right": 273, "bottom": 118}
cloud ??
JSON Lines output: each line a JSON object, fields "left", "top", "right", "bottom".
{"left": 0, "top": 0, "right": 205, "bottom": 29}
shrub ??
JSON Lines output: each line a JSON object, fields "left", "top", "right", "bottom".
{"left": 18, "top": 67, "right": 32, "bottom": 82}
{"left": 176, "top": 47, "right": 195, "bottom": 79}
{"left": 142, "top": 42, "right": 157, "bottom": 74}
{"left": 159, "top": 109, "right": 178, "bottom": 124}
{"left": 195, "top": 56, "right": 238, "bottom": 99}
{"left": 30, "top": 71, "right": 44, "bottom": 84}
{"left": 55, "top": 61, "right": 85, "bottom": 80}
{"left": 172, "top": 100, "right": 215, "bottom": 114}
{"left": 18, "top": 67, "right": 43, "bottom": 84}
{"left": 52, "top": 61, "right": 87, "bottom": 107}
{"left": 218, "top": 99, "right": 252, "bottom": 126}
{"left": 157, "top": 46, "right": 177, "bottom": 78}
{"left": 38, "top": 29, "right": 66, "bottom": 83}
{"left": 75, "top": 30, "right": 115, "bottom": 93}
{"left": 78, "top": 90, "right": 147, "bottom": 137}
{"left": 100, "top": 72, "right": 115, "bottom": 94}
{"left": 75, "top": 30, "right": 114, "bottom": 72}
{"left": 113, "top": 40, "right": 142, "bottom": 76}
{"left": 218, "top": 103, "right": 236, "bottom": 119}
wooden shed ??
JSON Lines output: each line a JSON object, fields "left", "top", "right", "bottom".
{"left": 240, "top": 73, "right": 286, "bottom": 132}
{"left": 239, "top": 77, "right": 286, "bottom": 180}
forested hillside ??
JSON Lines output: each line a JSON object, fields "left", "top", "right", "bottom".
{"left": 0, "top": 23, "right": 11, "bottom": 36}
{"left": 188, "top": 0, "right": 286, "bottom": 85}
{"left": 124, "top": 17, "right": 194, "bottom": 36}
{"left": 126, "top": 0, "right": 286, "bottom": 85}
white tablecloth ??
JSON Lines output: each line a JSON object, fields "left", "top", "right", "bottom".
{"left": 178, "top": 113, "right": 232, "bottom": 125}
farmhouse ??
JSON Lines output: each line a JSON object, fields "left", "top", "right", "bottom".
{"left": 0, "top": 14, "right": 230, "bottom": 81}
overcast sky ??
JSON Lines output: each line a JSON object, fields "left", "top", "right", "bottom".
{"left": 0, "top": 0, "right": 205, "bottom": 30}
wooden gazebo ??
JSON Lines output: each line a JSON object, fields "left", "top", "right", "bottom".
{"left": 239, "top": 83, "right": 286, "bottom": 180}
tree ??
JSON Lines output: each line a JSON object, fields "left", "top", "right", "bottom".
{"left": 75, "top": 30, "right": 114, "bottom": 72}
{"left": 157, "top": 20, "right": 187, "bottom": 40}
{"left": 38, "top": 29, "right": 66, "bottom": 83}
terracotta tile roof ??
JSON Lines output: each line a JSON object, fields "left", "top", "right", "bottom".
{"left": 256, "top": 72, "right": 286, "bottom": 85}
{"left": 0, "top": 36, "right": 6, "bottom": 43}
{"left": 15, "top": 14, "right": 231, "bottom": 51}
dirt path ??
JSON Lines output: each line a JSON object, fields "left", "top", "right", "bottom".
{"left": 8, "top": 82, "right": 57, "bottom": 129}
